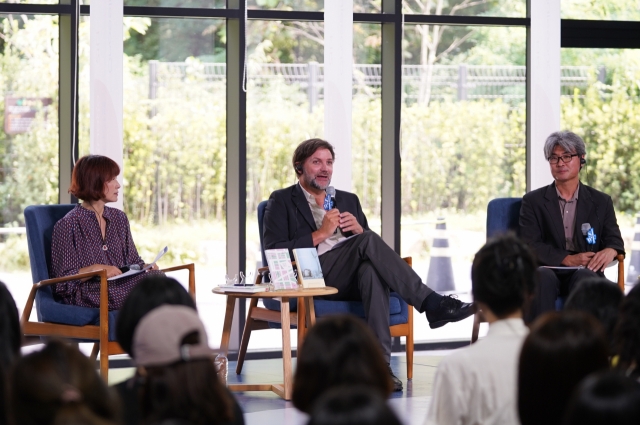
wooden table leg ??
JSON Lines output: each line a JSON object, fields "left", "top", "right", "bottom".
{"left": 220, "top": 295, "right": 236, "bottom": 355}
{"left": 297, "top": 297, "right": 306, "bottom": 350}
{"left": 277, "top": 297, "right": 293, "bottom": 400}
{"left": 304, "top": 296, "right": 316, "bottom": 327}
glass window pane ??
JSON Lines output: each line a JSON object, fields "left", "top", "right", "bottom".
{"left": 560, "top": 48, "right": 640, "bottom": 282}
{"left": 354, "top": 0, "right": 380, "bottom": 13}
{"left": 81, "top": 0, "right": 226, "bottom": 7}
{"left": 0, "top": 13, "right": 59, "bottom": 311}
{"left": 562, "top": 0, "right": 640, "bottom": 20}
{"left": 246, "top": 19, "right": 324, "bottom": 350}
{"left": 353, "top": 23, "right": 381, "bottom": 230}
{"left": 0, "top": 1, "right": 58, "bottom": 4}
{"left": 79, "top": 16, "right": 228, "bottom": 345}
{"left": 403, "top": 0, "right": 526, "bottom": 18}
{"left": 401, "top": 24, "right": 526, "bottom": 343}
{"left": 247, "top": 0, "right": 323, "bottom": 11}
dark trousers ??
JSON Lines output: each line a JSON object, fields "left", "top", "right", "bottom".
{"left": 318, "top": 231, "right": 433, "bottom": 362}
{"left": 526, "top": 267, "right": 600, "bottom": 323}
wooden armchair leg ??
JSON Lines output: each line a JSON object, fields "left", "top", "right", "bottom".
{"left": 90, "top": 343, "right": 99, "bottom": 361}
{"left": 236, "top": 298, "right": 259, "bottom": 375}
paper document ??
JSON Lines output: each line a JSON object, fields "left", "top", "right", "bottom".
{"left": 108, "top": 246, "right": 168, "bottom": 281}
{"left": 541, "top": 266, "right": 584, "bottom": 270}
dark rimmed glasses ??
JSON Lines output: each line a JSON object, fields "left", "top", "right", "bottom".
{"left": 548, "top": 153, "right": 578, "bottom": 164}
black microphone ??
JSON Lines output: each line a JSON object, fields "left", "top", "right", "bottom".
{"left": 581, "top": 223, "right": 594, "bottom": 252}
{"left": 326, "top": 186, "right": 337, "bottom": 210}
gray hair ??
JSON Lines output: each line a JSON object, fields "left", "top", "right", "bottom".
{"left": 543, "top": 131, "right": 586, "bottom": 159}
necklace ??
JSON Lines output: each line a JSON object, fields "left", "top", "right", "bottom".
{"left": 85, "top": 203, "right": 108, "bottom": 251}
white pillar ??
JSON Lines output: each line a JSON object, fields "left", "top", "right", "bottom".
{"left": 324, "top": 0, "right": 353, "bottom": 192}
{"left": 527, "top": 0, "right": 561, "bottom": 192}
{"left": 90, "top": 0, "right": 124, "bottom": 210}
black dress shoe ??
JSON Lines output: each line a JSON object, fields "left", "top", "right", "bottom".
{"left": 388, "top": 364, "right": 403, "bottom": 392}
{"left": 425, "top": 295, "right": 474, "bottom": 329}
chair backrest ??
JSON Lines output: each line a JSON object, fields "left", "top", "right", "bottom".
{"left": 24, "top": 204, "right": 76, "bottom": 283}
{"left": 257, "top": 200, "right": 268, "bottom": 267}
{"left": 486, "top": 198, "right": 522, "bottom": 239}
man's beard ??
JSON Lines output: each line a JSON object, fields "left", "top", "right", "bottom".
{"left": 306, "top": 174, "right": 330, "bottom": 191}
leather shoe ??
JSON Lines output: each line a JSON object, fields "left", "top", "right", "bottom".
{"left": 388, "top": 365, "right": 403, "bottom": 392}
{"left": 425, "top": 295, "right": 474, "bottom": 329}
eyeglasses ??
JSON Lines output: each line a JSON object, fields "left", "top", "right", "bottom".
{"left": 547, "top": 154, "right": 578, "bottom": 164}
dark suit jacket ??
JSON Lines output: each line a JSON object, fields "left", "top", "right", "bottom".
{"left": 263, "top": 184, "right": 369, "bottom": 257}
{"left": 519, "top": 181, "right": 625, "bottom": 266}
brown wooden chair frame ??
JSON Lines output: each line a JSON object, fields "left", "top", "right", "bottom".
{"left": 21, "top": 263, "right": 196, "bottom": 379}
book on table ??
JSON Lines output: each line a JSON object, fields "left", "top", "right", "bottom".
{"left": 292, "top": 248, "right": 325, "bottom": 289}
{"left": 264, "top": 249, "right": 299, "bottom": 290}
{"left": 214, "top": 285, "right": 268, "bottom": 294}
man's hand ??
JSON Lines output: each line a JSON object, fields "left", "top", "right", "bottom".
{"left": 339, "top": 212, "right": 363, "bottom": 234}
{"left": 313, "top": 209, "right": 341, "bottom": 245}
{"left": 561, "top": 252, "right": 595, "bottom": 267}
{"left": 586, "top": 247, "right": 617, "bottom": 272}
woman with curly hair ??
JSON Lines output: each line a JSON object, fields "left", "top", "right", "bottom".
{"left": 612, "top": 284, "right": 640, "bottom": 379}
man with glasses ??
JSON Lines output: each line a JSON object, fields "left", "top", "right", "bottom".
{"left": 519, "top": 131, "right": 624, "bottom": 322}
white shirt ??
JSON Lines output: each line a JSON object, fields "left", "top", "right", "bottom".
{"left": 424, "top": 318, "right": 528, "bottom": 425}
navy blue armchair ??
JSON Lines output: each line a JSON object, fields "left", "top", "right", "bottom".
{"left": 22, "top": 204, "right": 196, "bottom": 378}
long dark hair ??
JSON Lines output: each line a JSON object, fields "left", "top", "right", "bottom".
{"left": 612, "top": 284, "right": 640, "bottom": 377}
{"left": 140, "top": 358, "right": 235, "bottom": 425}
{"left": 292, "top": 314, "right": 392, "bottom": 414}
{"left": 0, "top": 281, "right": 21, "bottom": 425}
{"left": 9, "top": 340, "right": 120, "bottom": 425}
{"left": 518, "top": 311, "right": 609, "bottom": 425}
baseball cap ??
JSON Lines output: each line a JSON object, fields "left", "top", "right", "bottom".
{"left": 132, "top": 305, "right": 217, "bottom": 367}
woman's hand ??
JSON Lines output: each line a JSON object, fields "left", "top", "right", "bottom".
{"left": 79, "top": 264, "right": 122, "bottom": 280}
{"left": 144, "top": 263, "right": 159, "bottom": 271}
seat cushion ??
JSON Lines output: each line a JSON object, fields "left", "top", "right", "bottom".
{"left": 36, "top": 286, "right": 119, "bottom": 341}
{"left": 262, "top": 292, "right": 408, "bottom": 328}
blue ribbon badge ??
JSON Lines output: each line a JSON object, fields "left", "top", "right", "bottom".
{"left": 586, "top": 228, "right": 597, "bottom": 245}
{"left": 323, "top": 194, "right": 333, "bottom": 211}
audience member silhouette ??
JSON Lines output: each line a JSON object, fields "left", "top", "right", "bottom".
{"left": 113, "top": 275, "right": 239, "bottom": 425}
{"left": 0, "top": 281, "right": 21, "bottom": 425}
{"left": 133, "top": 305, "right": 242, "bottom": 425}
{"left": 292, "top": 314, "right": 392, "bottom": 414}
{"left": 425, "top": 233, "right": 536, "bottom": 425}
{"left": 563, "top": 371, "right": 640, "bottom": 425}
{"left": 565, "top": 277, "right": 623, "bottom": 351}
{"left": 612, "top": 284, "right": 640, "bottom": 379}
{"left": 9, "top": 340, "right": 119, "bottom": 425}
{"left": 518, "top": 311, "right": 609, "bottom": 425}
{"left": 307, "top": 386, "right": 402, "bottom": 425}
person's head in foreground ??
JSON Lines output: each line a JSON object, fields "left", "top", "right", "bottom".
{"left": 565, "top": 277, "right": 623, "bottom": 351}
{"left": 0, "top": 281, "right": 21, "bottom": 425}
{"left": 69, "top": 154, "right": 121, "bottom": 204}
{"left": 612, "top": 284, "right": 640, "bottom": 378}
{"left": 133, "top": 305, "right": 235, "bottom": 425}
{"left": 562, "top": 371, "right": 640, "bottom": 425}
{"left": 306, "top": 386, "right": 402, "bottom": 425}
{"left": 518, "top": 311, "right": 609, "bottom": 425}
{"left": 9, "top": 340, "right": 119, "bottom": 425}
{"left": 292, "top": 314, "right": 392, "bottom": 414}
{"left": 471, "top": 232, "right": 537, "bottom": 321}
{"left": 116, "top": 275, "right": 196, "bottom": 357}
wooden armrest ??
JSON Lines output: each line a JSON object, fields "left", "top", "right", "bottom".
{"left": 21, "top": 269, "right": 108, "bottom": 328}
{"left": 160, "top": 263, "right": 196, "bottom": 298}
